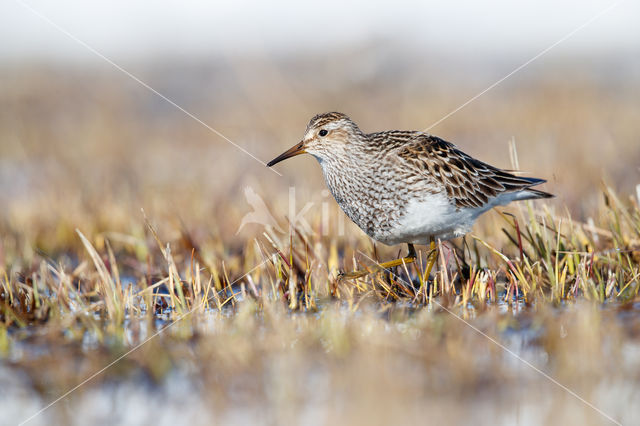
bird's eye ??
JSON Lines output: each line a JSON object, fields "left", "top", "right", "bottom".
{"left": 318, "top": 129, "right": 328, "bottom": 137}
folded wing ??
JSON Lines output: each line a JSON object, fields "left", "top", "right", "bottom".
{"left": 393, "top": 134, "right": 553, "bottom": 209}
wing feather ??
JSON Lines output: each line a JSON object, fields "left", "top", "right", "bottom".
{"left": 383, "top": 133, "right": 551, "bottom": 208}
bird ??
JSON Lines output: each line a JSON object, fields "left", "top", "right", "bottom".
{"left": 267, "top": 112, "right": 553, "bottom": 279}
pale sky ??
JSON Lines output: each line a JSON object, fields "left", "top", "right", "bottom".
{"left": 1, "top": 0, "right": 638, "bottom": 63}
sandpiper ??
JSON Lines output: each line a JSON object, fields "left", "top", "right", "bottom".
{"left": 268, "top": 112, "right": 553, "bottom": 278}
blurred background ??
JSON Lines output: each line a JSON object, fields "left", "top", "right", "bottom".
{"left": 1, "top": 0, "right": 639, "bottom": 250}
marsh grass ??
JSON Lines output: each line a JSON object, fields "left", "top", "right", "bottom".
{"left": 3, "top": 182, "right": 638, "bottom": 329}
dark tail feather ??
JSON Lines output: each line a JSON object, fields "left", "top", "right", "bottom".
{"left": 521, "top": 188, "right": 554, "bottom": 200}
{"left": 516, "top": 177, "right": 554, "bottom": 200}
{"left": 493, "top": 170, "right": 554, "bottom": 201}
{"left": 521, "top": 177, "right": 547, "bottom": 186}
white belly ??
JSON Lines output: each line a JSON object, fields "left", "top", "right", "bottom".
{"left": 377, "top": 192, "right": 489, "bottom": 245}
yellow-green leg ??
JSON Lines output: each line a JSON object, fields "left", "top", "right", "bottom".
{"left": 340, "top": 243, "right": 417, "bottom": 280}
{"left": 423, "top": 237, "right": 438, "bottom": 282}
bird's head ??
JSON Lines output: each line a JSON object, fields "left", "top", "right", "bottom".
{"left": 267, "top": 112, "right": 363, "bottom": 167}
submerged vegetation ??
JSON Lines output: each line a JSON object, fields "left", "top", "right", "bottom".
{"left": 1, "top": 66, "right": 639, "bottom": 425}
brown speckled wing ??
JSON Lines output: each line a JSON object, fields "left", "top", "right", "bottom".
{"left": 387, "top": 133, "right": 543, "bottom": 209}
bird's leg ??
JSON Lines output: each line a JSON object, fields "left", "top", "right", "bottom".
{"left": 375, "top": 243, "right": 417, "bottom": 269}
{"left": 340, "top": 243, "right": 417, "bottom": 280}
{"left": 423, "top": 237, "right": 438, "bottom": 282}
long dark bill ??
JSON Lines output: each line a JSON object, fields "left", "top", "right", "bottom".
{"left": 267, "top": 141, "right": 306, "bottom": 167}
